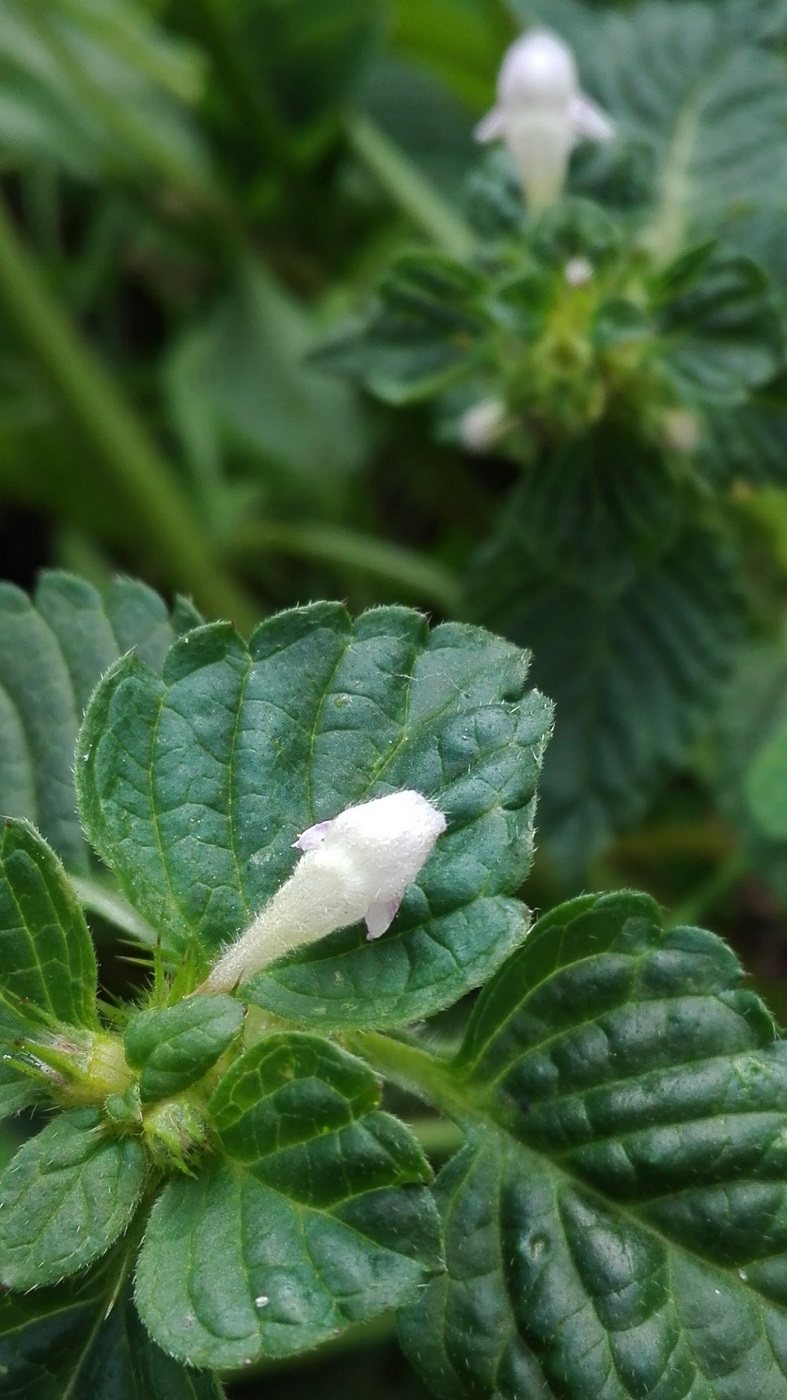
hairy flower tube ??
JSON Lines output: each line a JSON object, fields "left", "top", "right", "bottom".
{"left": 475, "top": 28, "right": 614, "bottom": 211}
{"left": 202, "top": 791, "right": 447, "bottom": 992}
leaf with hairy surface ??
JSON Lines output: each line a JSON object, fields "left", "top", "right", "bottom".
{"left": 400, "top": 890, "right": 787, "bottom": 1400}
{"left": 77, "top": 603, "right": 552, "bottom": 1027}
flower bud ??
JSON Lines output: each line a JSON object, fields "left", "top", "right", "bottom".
{"left": 475, "top": 28, "right": 614, "bottom": 211}
{"left": 461, "top": 397, "right": 507, "bottom": 453}
{"left": 203, "top": 792, "right": 446, "bottom": 991}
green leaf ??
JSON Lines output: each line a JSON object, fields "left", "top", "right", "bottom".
{"left": 706, "top": 637, "right": 787, "bottom": 903}
{"left": 657, "top": 251, "right": 782, "bottom": 406}
{"left": 0, "top": 0, "right": 210, "bottom": 190}
{"left": 316, "top": 253, "right": 490, "bottom": 404}
{"left": 0, "top": 1109, "right": 146, "bottom": 1289}
{"left": 702, "top": 374, "right": 787, "bottom": 486}
{"left": 531, "top": 0, "right": 787, "bottom": 263}
{"left": 77, "top": 604, "right": 552, "bottom": 1028}
{"left": 181, "top": 262, "right": 370, "bottom": 490}
{"left": 0, "top": 818, "right": 98, "bottom": 1034}
{"left": 136, "top": 1032, "right": 441, "bottom": 1369}
{"left": 0, "top": 1059, "right": 38, "bottom": 1120}
{"left": 745, "top": 718, "right": 787, "bottom": 841}
{"left": 0, "top": 571, "right": 199, "bottom": 873}
{"left": 468, "top": 523, "right": 742, "bottom": 875}
{"left": 0, "top": 1272, "right": 224, "bottom": 1400}
{"left": 124, "top": 996, "right": 245, "bottom": 1103}
{"left": 400, "top": 890, "right": 787, "bottom": 1400}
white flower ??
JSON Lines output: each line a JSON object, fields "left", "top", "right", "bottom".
{"left": 461, "top": 397, "right": 507, "bottom": 453}
{"left": 475, "top": 28, "right": 614, "bottom": 211}
{"left": 564, "top": 256, "right": 594, "bottom": 287}
{"left": 202, "top": 792, "right": 446, "bottom": 991}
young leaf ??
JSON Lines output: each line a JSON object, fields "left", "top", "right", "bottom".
{"left": 0, "top": 571, "right": 200, "bottom": 872}
{"left": 0, "top": 1058, "right": 38, "bottom": 1120}
{"left": 400, "top": 890, "right": 787, "bottom": 1400}
{"left": 0, "top": 1109, "right": 146, "bottom": 1289}
{"left": 76, "top": 604, "right": 552, "bottom": 1027}
{"left": 0, "top": 817, "right": 98, "bottom": 1034}
{"left": 124, "top": 996, "right": 245, "bottom": 1103}
{"left": 469, "top": 522, "right": 742, "bottom": 875}
{"left": 0, "top": 1272, "right": 224, "bottom": 1400}
{"left": 315, "top": 253, "right": 490, "bottom": 404}
{"left": 135, "top": 1033, "right": 442, "bottom": 1369}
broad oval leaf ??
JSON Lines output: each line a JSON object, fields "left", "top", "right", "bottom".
{"left": 0, "top": 1109, "right": 146, "bottom": 1289}
{"left": 76, "top": 603, "right": 552, "bottom": 1028}
{"left": 0, "top": 1272, "right": 224, "bottom": 1400}
{"left": 124, "top": 995, "right": 245, "bottom": 1103}
{"left": 400, "top": 890, "right": 787, "bottom": 1400}
{"left": 135, "top": 1033, "right": 442, "bottom": 1369}
{"left": 0, "top": 817, "right": 98, "bottom": 1034}
{"left": 0, "top": 571, "right": 200, "bottom": 873}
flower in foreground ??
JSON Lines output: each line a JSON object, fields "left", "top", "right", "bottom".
{"left": 475, "top": 28, "right": 614, "bottom": 211}
{"left": 203, "top": 791, "right": 447, "bottom": 991}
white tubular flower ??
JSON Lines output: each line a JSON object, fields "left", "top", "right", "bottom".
{"left": 475, "top": 28, "right": 614, "bottom": 211}
{"left": 203, "top": 792, "right": 446, "bottom": 992}
{"left": 461, "top": 397, "right": 507, "bottom": 453}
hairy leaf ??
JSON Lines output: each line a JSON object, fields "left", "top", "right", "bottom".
{"left": 0, "top": 1109, "right": 146, "bottom": 1289}
{"left": 0, "top": 818, "right": 98, "bottom": 1035}
{"left": 124, "top": 995, "right": 245, "bottom": 1103}
{"left": 0, "top": 571, "right": 199, "bottom": 872}
{"left": 135, "top": 1033, "right": 441, "bottom": 1369}
{"left": 77, "top": 604, "right": 552, "bottom": 1027}
{"left": 0, "top": 1272, "right": 224, "bottom": 1400}
{"left": 400, "top": 890, "right": 787, "bottom": 1400}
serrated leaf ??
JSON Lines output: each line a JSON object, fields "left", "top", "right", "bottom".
{"left": 0, "top": 1109, "right": 146, "bottom": 1289}
{"left": 0, "top": 817, "right": 98, "bottom": 1035}
{"left": 657, "top": 251, "right": 782, "bottom": 406}
{"left": 315, "top": 253, "right": 490, "bottom": 404}
{"left": 0, "top": 1059, "right": 38, "bottom": 1120}
{"left": 400, "top": 890, "right": 787, "bottom": 1400}
{"left": 0, "top": 1271, "right": 224, "bottom": 1400}
{"left": 136, "top": 1032, "right": 441, "bottom": 1369}
{"left": 468, "top": 523, "right": 742, "bottom": 875}
{"left": 77, "top": 604, "right": 552, "bottom": 1028}
{"left": 0, "top": 571, "right": 199, "bottom": 873}
{"left": 702, "top": 374, "right": 787, "bottom": 486}
{"left": 124, "top": 996, "right": 245, "bottom": 1103}
{"left": 531, "top": 0, "right": 787, "bottom": 261}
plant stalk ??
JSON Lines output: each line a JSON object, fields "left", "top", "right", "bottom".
{"left": 0, "top": 195, "right": 258, "bottom": 631}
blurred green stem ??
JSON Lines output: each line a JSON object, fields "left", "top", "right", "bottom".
{"left": 234, "top": 520, "right": 461, "bottom": 613}
{"left": 665, "top": 851, "right": 748, "bottom": 929}
{"left": 189, "top": 0, "right": 293, "bottom": 170}
{"left": 0, "top": 194, "right": 257, "bottom": 630}
{"left": 348, "top": 115, "right": 475, "bottom": 258}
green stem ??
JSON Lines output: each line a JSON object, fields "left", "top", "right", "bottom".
{"left": 233, "top": 520, "right": 461, "bottom": 614}
{"left": 347, "top": 115, "right": 475, "bottom": 259}
{"left": 0, "top": 195, "right": 258, "bottom": 631}
{"left": 189, "top": 0, "right": 293, "bottom": 169}
{"left": 70, "top": 876, "right": 157, "bottom": 946}
{"left": 346, "top": 1030, "right": 478, "bottom": 1123}
{"left": 666, "top": 851, "right": 748, "bottom": 930}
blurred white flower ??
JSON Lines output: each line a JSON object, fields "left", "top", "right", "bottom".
{"left": 476, "top": 29, "right": 614, "bottom": 211}
{"left": 564, "top": 256, "right": 594, "bottom": 287}
{"left": 461, "top": 397, "right": 507, "bottom": 453}
{"left": 203, "top": 792, "right": 447, "bottom": 991}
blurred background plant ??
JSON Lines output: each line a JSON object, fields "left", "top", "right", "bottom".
{"left": 7, "top": 0, "right": 787, "bottom": 1389}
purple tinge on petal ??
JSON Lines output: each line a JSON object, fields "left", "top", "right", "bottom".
{"left": 293, "top": 820, "right": 332, "bottom": 852}
{"left": 365, "top": 895, "right": 403, "bottom": 941}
